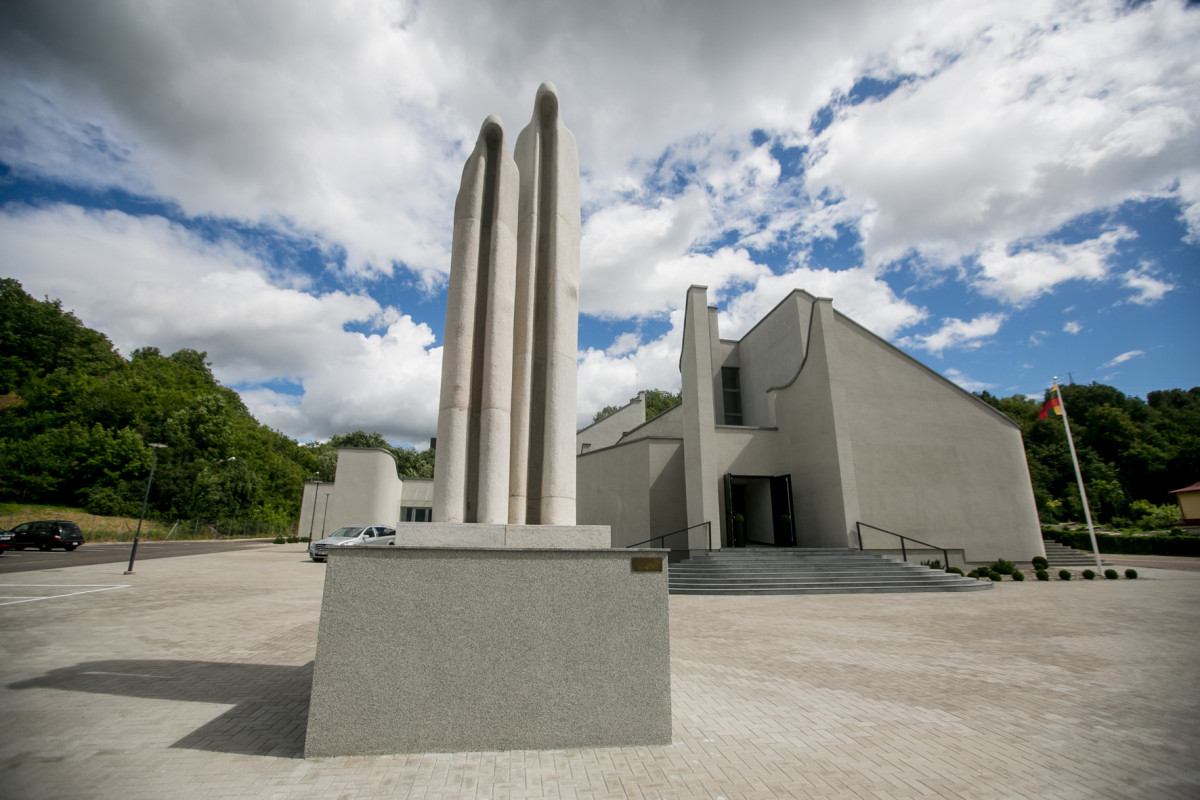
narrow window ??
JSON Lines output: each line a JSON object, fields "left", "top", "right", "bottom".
{"left": 722, "top": 367, "right": 743, "bottom": 425}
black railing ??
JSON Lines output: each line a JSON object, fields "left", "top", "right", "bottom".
{"left": 626, "top": 521, "right": 712, "bottom": 554}
{"left": 856, "top": 521, "right": 950, "bottom": 568}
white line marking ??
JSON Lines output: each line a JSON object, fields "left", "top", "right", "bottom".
{"left": 0, "top": 584, "right": 130, "bottom": 606}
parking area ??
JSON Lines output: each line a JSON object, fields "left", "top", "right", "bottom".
{"left": 1, "top": 547, "right": 1198, "bottom": 799}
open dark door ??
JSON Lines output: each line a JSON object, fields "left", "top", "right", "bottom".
{"left": 770, "top": 474, "right": 796, "bottom": 547}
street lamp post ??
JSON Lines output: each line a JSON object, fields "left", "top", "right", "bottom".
{"left": 125, "top": 443, "right": 167, "bottom": 575}
{"left": 307, "top": 475, "right": 322, "bottom": 545}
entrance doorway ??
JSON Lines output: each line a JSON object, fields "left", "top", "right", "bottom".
{"left": 723, "top": 473, "right": 796, "bottom": 548}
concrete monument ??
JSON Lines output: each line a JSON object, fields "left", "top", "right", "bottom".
{"left": 305, "top": 85, "right": 669, "bottom": 758}
{"left": 433, "top": 82, "right": 580, "bottom": 526}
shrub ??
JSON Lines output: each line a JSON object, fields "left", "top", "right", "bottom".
{"left": 966, "top": 569, "right": 979, "bottom": 579}
{"left": 1125, "top": 568, "right": 1138, "bottom": 579}
{"left": 1059, "top": 569, "right": 1072, "bottom": 581}
{"left": 946, "top": 566, "right": 964, "bottom": 576}
{"left": 272, "top": 536, "right": 286, "bottom": 544}
{"left": 1036, "top": 569, "right": 1050, "bottom": 581}
{"left": 1011, "top": 569, "right": 1025, "bottom": 581}
{"left": 1082, "top": 569, "right": 1096, "bottom": 580}
{"left": 1104, "top": 569, "right": 1119, "bottom": 580}
{"left": 988, "top": 570, "right": 1003, "bottom": 581}
{"left": 990, "top": 559, "right": 1016, "bottom": 576}
{"left": 921, "top": 559, "right": 943, "bottom": 570}
{"left": 1032, "top": 556, "right": 1049, "bottom": 571}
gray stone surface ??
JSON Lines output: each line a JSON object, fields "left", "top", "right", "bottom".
{"left": 4, "top": 546, "right": 1199, "bottom": 799}
{"left": 304, "top": 546, "right": 670, "bottom": 756}
{"left": 393, "top": 522, "right": 609, "bottom": 548}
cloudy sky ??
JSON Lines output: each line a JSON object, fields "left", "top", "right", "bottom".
{"left": 2, "top": 0, "right": 1197, "bottom": 447}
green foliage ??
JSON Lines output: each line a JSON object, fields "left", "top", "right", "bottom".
{"left": 1036, "top": 569, "right": 1050, "bottom": 581}
{"left": 1125, "top": 568, "right": 1138, "bottom": 579}
{"left": 592, "top": 388, "right": 682, "bottom": 424}
{"left": 1104, "top": 569, "right": 1119, "bottom": 580}
{"left": 977, "top": 384, "right": 1200, "bottom": 528}
{"left": 987, "top": 570, "right": 1003, "bottom": 581}
{"left": 0, "top": 281, "right": 315, "bottom": 523}
{"left": 302, "top": 430, "right": 434, "bottom": 483}
{"left": 1048, "top": 531, "right": 1200, "bottom": 557}
{"left": 920, "top": 559, "right": 943, "bottom": 570}
{"left": 1059, "top": 569, "right": 1072, "bottom": 581}
{"left": 989, "top": 558, "right": 1016, "bottom": 575}
{"left": 946, "top": 566, "right": 963, "bottom": 575}
{"left": 1011, "top": 569, "right": 1025, "bottom": 581}
{"left": 1082, "top": 569, "right": 1096, "bottom": 580}
{"left": 1032, "top": 556, "right": 1049, "bottom": 571}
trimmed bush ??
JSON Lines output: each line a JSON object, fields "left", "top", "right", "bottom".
{"left": 1059, "top": 569, "right": 1072, "bottom": 581}
{"left": 1104, "top": 569, "right": 1119, "bottom": 580}
{"left": 988, "top": 570, "right": 1003, "bottom": 581}
{"left": 272, "top": 536, "right": 286, "bottom": 544}
{"left": 1011, "top": 569, "right": 1025, "bottom": 581}
{"left": 1036, "top": 569, "right": 1050, "bottom": 581}
{"left": 1125, "top": 568, "right": 1138, "bottom": 579}
{"left": 990, "top": 559, "right": 1016, "bottom": 576}
{"left": 921, "top": 559, "right": 943, "bottom": 570}
{"left": 1032, "top": 556, "right": 1049, "bottom": 571}
{"left": 946, "top": 566, "right": 964, "bottom": 576}
{"left": 1082, "top": 569, "right": 1096, "bottom": 580}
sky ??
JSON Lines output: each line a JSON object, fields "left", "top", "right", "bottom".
{"left": 1, "top": 0, "right": 1197, "bottom": 448}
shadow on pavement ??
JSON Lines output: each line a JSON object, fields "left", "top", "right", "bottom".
{"left": 9, "top": 659, "right": 313, "bottom": 758}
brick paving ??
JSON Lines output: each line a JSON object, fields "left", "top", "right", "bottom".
{"left": 1, "top": 547, "right": 1198, "bottom": 799}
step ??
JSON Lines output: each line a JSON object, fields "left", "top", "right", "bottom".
{"left": 666, "top": 547, "right": 990, "bottom": 595}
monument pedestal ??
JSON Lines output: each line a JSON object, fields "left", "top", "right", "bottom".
{"left": 304, "top": 538, "right": 672, "bottom": 757}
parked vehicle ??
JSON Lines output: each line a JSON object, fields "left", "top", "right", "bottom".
{"left": 308, "top": 525, "right": 397, "bottom": 562}
{"left": 9, "top": 520, "right": 85, "bottom": 551}
{"left": 0, "top": 529, "right": 12, "bottom": 554}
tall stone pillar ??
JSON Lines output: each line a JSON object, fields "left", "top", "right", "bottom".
{"left": 509, "top": 82, "right": 581, "bottom": 525}
{"left": 433, "top": 116, "right": 519, "bottom": 524}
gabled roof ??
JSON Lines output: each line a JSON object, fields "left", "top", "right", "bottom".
{"left": 1169, "top": 481, "right": 1200, "bottom": 494}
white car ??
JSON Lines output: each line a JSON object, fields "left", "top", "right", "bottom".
{"left": 308, "top": 525, "right": 397, "bottom": 562}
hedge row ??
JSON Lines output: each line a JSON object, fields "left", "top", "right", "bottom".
{"left": 1045, "top": 531, "right": 1200, "bottom": 557}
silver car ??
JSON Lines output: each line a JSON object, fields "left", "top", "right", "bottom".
{"left": 308, "top": 525, "right": 397, "bottom": 562}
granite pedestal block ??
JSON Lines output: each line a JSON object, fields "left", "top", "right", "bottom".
{"left": 304, "top": 545, "right": 671, "bottom": 757}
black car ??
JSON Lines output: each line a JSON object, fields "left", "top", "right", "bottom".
{"left": 10, "top": 520, "right": 85, "bottom": 551}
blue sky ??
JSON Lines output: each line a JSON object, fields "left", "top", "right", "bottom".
{"left": 1, "top": 0, "right": 1197, "bottom": 446}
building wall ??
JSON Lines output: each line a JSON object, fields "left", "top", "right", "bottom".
{"left": 576, "top": 392, "right": 646, "bottom": 453}
{"left": 829, "top": 313, "right": 1044, "bottom": 563}
{"left": 298, "top": 481, "right": 337, "bottom": 539}
{"left": 734, "top": 291, "right": 814, "bottom": 427}
{"left": 576, "top": 436, "right": 686, "bottom": 548}
{"left": 327, "top": 448, "right": 404, "bottom": 530}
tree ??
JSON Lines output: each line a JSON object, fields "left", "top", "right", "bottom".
{"left": 592, "top": 389, "right": 682, "bottom": 423}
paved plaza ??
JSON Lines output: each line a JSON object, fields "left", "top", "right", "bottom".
{"left": 1, "top": 545, "right": 1198, "bottom": 799}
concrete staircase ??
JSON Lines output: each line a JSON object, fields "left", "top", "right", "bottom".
{"left": 1042, "top": 539, "right": 1109, "bottom": 568}
{"left": 668, "top": 547, "right": 992, "bottom": 595}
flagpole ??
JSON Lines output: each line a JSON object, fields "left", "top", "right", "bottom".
{"left": 1053, "top": 377, "right": 1103, "bottom": 572}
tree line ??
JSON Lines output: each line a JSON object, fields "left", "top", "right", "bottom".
{"left": 3, "top": 278, "right": 1194, "bottom": 530}
{"left": 0, "top": 279, "right": 429, "bottom": 523}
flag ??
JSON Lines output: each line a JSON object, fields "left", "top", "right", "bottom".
{"left": 1039, "top": 396, "right": 1061, "bottom": 419}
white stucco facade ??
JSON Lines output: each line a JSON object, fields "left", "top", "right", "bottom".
{"left": 576, "top": 287, "right": 1045, "bottom": 566}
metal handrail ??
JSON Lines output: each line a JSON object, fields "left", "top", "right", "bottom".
{"left": 626, "top": 521, "right": 712, "bottom": 553}
{"left": 856, "top": 521, "right": 950, "bottom": 568}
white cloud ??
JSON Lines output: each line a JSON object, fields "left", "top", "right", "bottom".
{"left": 1102, "top": 350, "right": 1145, "bottom": 369}
{"left": 898, "top": 313, "right": 1006, "bottom": 357}
{"left": 943, "top": 368, "right": 997, "bottom": 393}
{"left": 576, "top": 311, "right": 684, "bottom": 428}
{"left": 718, "top": 266, "right": 927, "bottom": 341}
{"left": 1120, "top": 267, "right": 1175, "bottom": 306}
{"left": 972, "top": 229, "right": 1135, "bottom": 306}
{"left": 1063, "top": 321, "right": 1082, "bottom": 335}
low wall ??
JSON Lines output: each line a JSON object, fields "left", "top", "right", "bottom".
{"left": 304, "top": 545, "right": 671, "bottom": 756}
